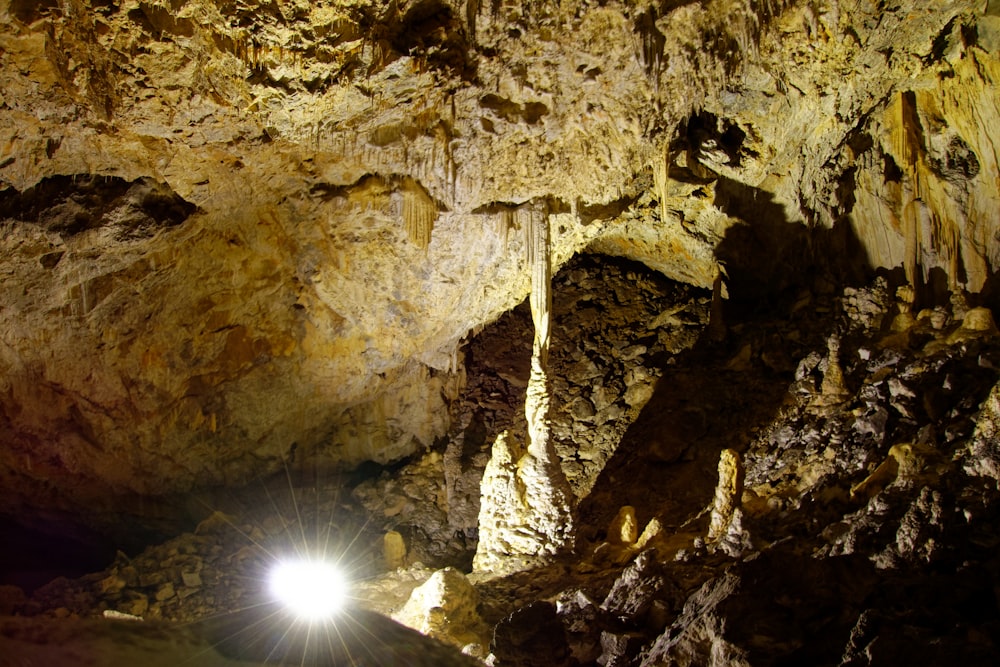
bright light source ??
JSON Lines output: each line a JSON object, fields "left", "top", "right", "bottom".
{"left": 269, "top": 558, "right": 347, "bottom": 621}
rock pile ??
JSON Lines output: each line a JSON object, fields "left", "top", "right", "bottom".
{"left": 510, "top": 277, "right": 1000, "bottom": 666}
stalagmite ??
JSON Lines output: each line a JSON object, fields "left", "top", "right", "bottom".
{"left": 707, "top": 449, "right": 745, "bottom": 543}
{"left": 383, "top": 530, "right": 407, "bottom": 569}
{"left": 810, "top": 334, "right": 851, "bottom": 412}
{"left": 818, "top": 334, "right": 850, "bottom": 401}
{"left": 473, "top": 201, "right": 575, "bottom": 572}
{"left": 706, "top": 448, "right": 752, "bottom": 557}
{"left": 607, "top": 505, "right": 639, "bottom": 545}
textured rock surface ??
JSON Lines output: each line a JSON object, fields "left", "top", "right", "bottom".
{"left": 3, "top": 1, "right": 1000, "bottom": 662}
{"left": 2, "top": 0, "right": 998, "bottom": 537}
{"left": 354, "top": 255, "right": 706, "bottom": 569}
{"left": 9, "top": 266, "right": 1000, "bottom": 665}
{"left": 474, "top": 199, "right": 577, "bottom": 572}
{"left": 392, "top": 566, "right": 489, "bottom": 652}
{"left": 0, "top": 606, "right": 485, "bottom": 666}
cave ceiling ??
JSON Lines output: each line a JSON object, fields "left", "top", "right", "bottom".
{"left": 0, "top": 0, "right": 998, "bottom": 529}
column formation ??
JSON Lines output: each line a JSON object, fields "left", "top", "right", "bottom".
{"left": 473, "top": 200, "right": 575, "bottom": 573}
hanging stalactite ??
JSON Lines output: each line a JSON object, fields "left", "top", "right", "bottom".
{"left": 886, "top": 89, "right": 970, "bottom": 301}
{"left": 523, "top": 199, "right": 552, "bottom": 449}
{"left": 400, "top": 177, "right": 438, "bottom": 249}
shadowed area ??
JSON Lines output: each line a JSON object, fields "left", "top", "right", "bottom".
{"left": 192, "top": 603, "right": 483, "bottom": 666}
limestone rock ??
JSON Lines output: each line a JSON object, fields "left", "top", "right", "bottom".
{"left": 707, "top": 449, "right": 745, "bottom": 543}
{"left": 1, "top": 0, "right": 995, "bottom": 544}
{"left": 352, "top": 451, "right": 456, "bottom": 566}
{"left": 556, "top": 589, "right": 615, "bottom": 664}
{"left": 393, "top": 567, "right": 488, "bottom": 651}
{"left": 964, "top": 381, "right": 1000, "bottom": 486}
{"left": 948, "top": 306, "right": 1000, "bottom": 344}
{"left": 196, "top": 605, "right": 487, "bottom": 666}
{"left": 598, "top": 630, "right": 646, "bottom": 667}
{"left": 607, "top": 506, "right": 639, "bottom": 546}
{"left": 601, "top": 550, "right": 674, "bottom": 625}
{"left": 472, "top": 429, "right": 575, "bottom": 573}
{"left": 2, "top": 4, "right": 1000, "bottom": 665}
{"left": 383, "top": 531, "right": 407, "bottom": 570}
{"left": 634, "top": 517, "right": 666, "bottom": 552}
{"left": 850, "top": 443, "right": 942, "bottom": 500}
{"left": 491, "top": 601, "right": 572, "bottom": 667}
{"left": 810, "top": 334, "right": 852, "bottom": 412}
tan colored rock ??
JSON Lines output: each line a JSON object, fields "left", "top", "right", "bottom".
{"left": 960, "top": 307, "right": 998, "bottom": 333}
{"left": 707, "top": 449, "right": 745, "bottom": 543}
{"left": 0, "top": 0, "right": 995, "bottom": 536}
{"left": 624, "top": 381, "right": 656, "bottom": 409}
{"left": 607, "top": 506, "right": 639, "bottom": 546}
{"left": 850, "top": 443, "right": 942, "bottom": 500}
{"left": 126, "top": 594, "right": 149, "bottom": 618}
{"left": 392, "top": 568, "right": 488, "bottom": 651}
{"left": 472, "top": 427, "right": 576, "bottom": 573}
{"left": 916, "top": 308, "right": 949, "bottom": 331}
{"left": 965, "top": 381, "right": 1000, "bottom": 486}
{"left": 635, "top": 517, "right": 665, "bottom": 552}
{"left": 473, "top": 204, "right": 574, "bottom": 572}
{"left": 811, "top": 335, "right": 851, "bottom": 412}
{"left": 383, "top": 530, "right": 407, "bottom": 570}
{"left": 102, "top": 609, "right": 142, "bottom": 621}
{"left": 819, "top": 335, "right": 850, "bottom": 400}
{"left": 154, "top": 583, "right": 174, "bottom": 602}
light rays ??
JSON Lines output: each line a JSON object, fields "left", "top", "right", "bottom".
{"left": 177, "top": 456, "right": 389, "bottom": 665}
{"left": 269, "top": 558, "right": 347, "bottom": 621}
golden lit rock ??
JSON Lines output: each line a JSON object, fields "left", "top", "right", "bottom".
{"left": 0, "top": 0, "right": 998, "bottom": 591}
{"left": 393, "top": 567, "right": 488, "bottom": 652}
{"left": 607, "top": 505, "right": 639, "bottom": 546}
{"left": 707, "top": 449, "right": 745, "bottom": 544}
{"left": 383, "top": 530, "right": 407, "bottom": 570}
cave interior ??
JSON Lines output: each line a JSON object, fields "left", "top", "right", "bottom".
{"left": 2, "top": 0, "right": 1000, "bottom": 665}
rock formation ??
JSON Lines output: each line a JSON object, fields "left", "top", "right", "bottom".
{"left": 392, "top": 566, "right": 489, "bottom": 654}
{"left": 474, "top": 200, "right": 575, "bottom": 572}
{"left": 706, "top": 449, "right": 744, "bottom": 541}
{"left": 2, "top": 0, "right": 1000, "bottom": 665}
{"left": 0, "top": 0, "right": 995, "bottom": 536}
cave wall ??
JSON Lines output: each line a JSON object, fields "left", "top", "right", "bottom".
{"left": 0, "top": 0, "right": 998, "bottom": 528}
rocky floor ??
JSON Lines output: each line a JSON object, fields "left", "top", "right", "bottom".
{"left": 4, "top": 255, "right": 1000, "bottom": 665}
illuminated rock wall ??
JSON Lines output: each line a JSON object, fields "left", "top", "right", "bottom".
{"left": 0, "top": 0, "right": 997, "bottom": 530}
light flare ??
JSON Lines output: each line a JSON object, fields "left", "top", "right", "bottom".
{"left": 269, "top": 558, "right": 348, "bottom": 621}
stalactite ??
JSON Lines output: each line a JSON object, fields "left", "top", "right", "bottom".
{"left": 473, "top": 200, "right": 575, "bottom": 573}
{"left": 635, "top": 7, "right": 664, "bottom": 85}
{"left": 493, "top": 206, "right": 514, "bottom": 247}
{"left": 523, "top": 200, "right": 552, "bottom": 434}
{"left": 401, "top": 177, "right": 437, "bottom": 249}
{"left": 466, "top": 0, "right": 480, "bottom": 45}
{"left": 886, "top": 90, "right": 966, "bottom": 301}
{"left": 651, "top": 140, "right": 671, "bottom": 226}
{"left": 888, "top": 91, "right": 919, "bottom": 295}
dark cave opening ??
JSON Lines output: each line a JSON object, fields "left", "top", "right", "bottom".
{"left": 0, "top": 517, "right": 118, "bottom": 594}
